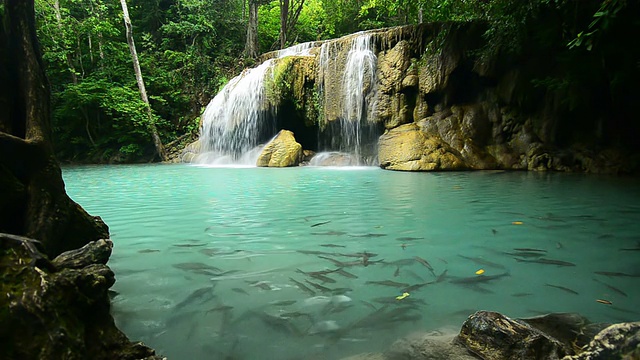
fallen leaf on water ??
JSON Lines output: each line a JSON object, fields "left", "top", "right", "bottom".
{"left": 475, "top": 269, "right": 485, "bottom": 275}
{"left": 512, "top": 221, "right": 524, "bottom": 225}
{"left": 396, "top": 292, "right": 410, "bottom": 300}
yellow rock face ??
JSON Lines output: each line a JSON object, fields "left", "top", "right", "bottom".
{"left": 378, "top": 123, "right": 468, "bottom": 171}
{"left": 256, "top": 130, "right": 303, "bottom": 167}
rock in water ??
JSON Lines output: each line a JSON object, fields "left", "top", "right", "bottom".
{"left": 378, "top": 123, "right": 468, "bottom": 171}
{"left": 457, "top": 310, "right": 567, "bottom": 359}
{"left": 52, "top": 238, "right": 113, "bottom": 269}
{"left": 562, "top": 322, "right": 640, "bottom": 360}
{"left": 256, "top": 129, "right": 303, "bottom": 167}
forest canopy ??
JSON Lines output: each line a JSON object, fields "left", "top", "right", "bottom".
{"left": 31, "top": 0, "right": 635, "bottom": 162}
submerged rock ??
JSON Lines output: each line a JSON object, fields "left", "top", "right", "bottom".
{"left": 256, "top": 129, "right": 303, "bottom": 167}
{"left": 457, "top": 311, "right": 567, "bottom": 359}
{"left": 0, "top": 233, "right": 164, "bottom": 360}
{"left": 562, "top": 322, "right": 640, "bottom": 360}
{"left": 384, "top": 329, "right": 479, "bottom": 360}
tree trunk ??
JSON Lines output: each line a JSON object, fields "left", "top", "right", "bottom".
{"left": 0, "top": 0, "right": 109, "bottom": 257}
{"left": 245, "top": 0, "right": 259, "bottom": 58}
{"left": 418, "top": 6, "right": 423, "bottom": 23}
{"left": 279, "top": 0, "right": 289, "bottom": 49}
{"left": 119, "top": 0, "right": 167, "bottom": 161}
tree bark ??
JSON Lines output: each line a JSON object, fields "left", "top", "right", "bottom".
{"left": 245, "top": 0, "right": 259, "bottom": 58}
{"left": 119, "top": 0, "right": 167, "bottom": 161}
{"left": 0, "top": 0, "right": 109, "bottom": 257}
{"left": 279, "top": 0, "right": 289, "bottom": 49}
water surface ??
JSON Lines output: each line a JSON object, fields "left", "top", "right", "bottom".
{"left": 63, "top": 164, "right": 640, "bottom": 359}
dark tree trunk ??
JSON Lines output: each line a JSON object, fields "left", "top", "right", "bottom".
{"left": 279, "top": 0, "right": 289, "bottom": 49}
{"left": 0, "top": 0, "right": 109, "bottom": 258}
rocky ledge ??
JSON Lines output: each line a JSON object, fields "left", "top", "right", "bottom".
{"left": 0, "top": 233, "right": 163, "bottom": 360}
{"left": 347, "top": 311, "right": 639, "bottom": 360}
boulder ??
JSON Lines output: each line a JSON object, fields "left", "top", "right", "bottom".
{"left": 378, "top": 123, "right": 468, "bottom": 171}
{"left": 0, "top": 233, "right": 164, "bottom": 360}
{"left": 256, "top": 129, "right": 303, "bottom": 167}
{"left": 457, "top": 311, "right": 567, "bottom": 360}
{"left": 562, "top": 322, "right": 640, "bottom": 360}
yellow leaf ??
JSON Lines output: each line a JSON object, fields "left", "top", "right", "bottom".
{"left": 475, "top": 269, "right": 485, "bottom": 275}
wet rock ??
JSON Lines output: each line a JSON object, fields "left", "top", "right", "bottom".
{"left": 309, "top": 152, "right": 358, "bottom": 166}
{"left": 562, "top": 322, "right": 640, "bottom": 360}
{"left": 519, "top": 313, "right": 608, "bottom": 355}
{"left": 0, "top": 233, "right": 164, "bottom": 360}
{"left": 385, "top": 330, "right": 479, "bottom": 360}
{"left": 52, "top": 238, "right": 113, "bottom": 269}
{"left": 457, "top": 311, "right": 567, "bottom": 360}
{"left": 256, "top": 129, "right": 303, "bottom": 167}
{"left": 378, "top": 123, "right": 468, "bottom": 171}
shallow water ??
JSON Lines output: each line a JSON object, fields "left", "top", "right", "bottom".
{"left": 62, "top": 164, "right": 640, "bottom": 359}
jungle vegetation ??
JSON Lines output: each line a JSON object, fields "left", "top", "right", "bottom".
{"left": 23, "top": 0, "right": 638, "bottom": 162}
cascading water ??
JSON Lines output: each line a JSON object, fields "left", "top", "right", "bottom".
{"left": 315, "top": 33, "right": 379, "bottom": 166}
{"left": 340, "top": 33, "right": 378, "bottom": 164}
{"left": 197, "top": 42, "right": 316, "bottom": 165}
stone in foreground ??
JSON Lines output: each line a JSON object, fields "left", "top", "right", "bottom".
{"left": 256, "top": 129, "right": 303, "bottom": 167}
{"left": 457, "top": 311, "right": 567, "bottom": 360}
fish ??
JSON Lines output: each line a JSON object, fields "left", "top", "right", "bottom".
{"left": 545, "top": 283, "right": 579, "bottom": 295}
{"left": 365, "top": 280, "right": 411, "bottom": 288}
{"left": 279, "top": 311, "right": 314, "bottom": 322}
{"left": 246, "top": 280, "right": 273, "bottom": 291}
{"left": 593, "top": 278, "right": 628, "bottom": 297}
{"left": 594, "top": 271, "right": 640, "bottom": 278}
{"left": 269, "top": 300, "right": 297, "bottom": 306}
{"left": 309, "top": 273, "right": 337, "bottom": 284}
{"left": 206, "top": 305, "right": 234, "bottom": 314}
{"left": 289, "top": 277, "right": 316, "bottom": 296}
{"left": 336, "top": 251, "right": 379, "bottom": 258}
{"left": 393, "top": 267, "right": 400, "bottom": 277}
{"left": 174, "top": 286, "right": 216, "bottom": 310}
{"left": 173, "top": 262, "right": 223, "bottom": 272}
{"left": 320, "top": 244, "right": 346, "bottom": 248}
{"left": 173, "top": 243, "right": 207, "bottom": 248}
{"left": 372, "top": 297, "right": 426, "bottom": 306}
{"left": 384, "top": 258, "right": 416, "bottom": 267}
{"left": 333, "top": 268, "right": 358, "bottom": 279}
{"left": 311, "top": 220, "right": 331, "bottom": 227}
{"left": 297, "top": 249, "right": 336, "bottom": 256}
{"left": 361, "top": 300, "right": 377, "bottom": 310}
{"left": 458, "top": 254, "right": 506, "bottom": 270}
{"left": 396, "top": 237, "right": 424, "bottom": 241}
{"left": 231, "top": 288, "right": 249, "bottom": 295}
{"left": 435, "top": 269, "right": 448, "bottom": 283}
{"left": 414, "top": 256, "right": 436, "bottom": 276}
{"left": 511, "top": 292, "right": 533, "bottom": 297}
{"left": 198, "top": 248, "right": 219, "bottom": 257}
{"left": 450, "top": 272, "right": 510, "bottom": 285}
{"left": 305, "top": 279, "right": 332, "bottom": 293}
{"left": 596, "top": 299, "right": 612, "bottom": 305}
{"left": 513, "top": 248, "right": 547, "bottom": 252}
{"left": 137, "top": 249, "right": 160, "bottom": 253}
{"left": 492, "top": 229, "right": 498, "bottom": 235}
{"left": 504, "top": 251, "right": 546, "bottom": 258}
{"left": 311, "top": 231, "right": 346, "bottom": 236}
{"left": 348, "top": 233, "right": 387, "bottom": 238}
{"left": 402, "top": 281, "right": 433, "bottom": 292}
{"left": 515, "top": 258, "right": 576, "bottom": 266}
{"left": 330, "top": 287, "right": 353, "bottom": 295}
{"left": 256, "top": 312, "right": 303, "bottom": 336}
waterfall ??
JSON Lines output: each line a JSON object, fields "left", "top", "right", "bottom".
{"left": 197, "top": 42, "right": 316, "bottom": 165}
{"left": 315, "top": 33, "right": 378, "bottom": 166}
{"left": 340, "top": 33, "right": 377, "bottom": 164}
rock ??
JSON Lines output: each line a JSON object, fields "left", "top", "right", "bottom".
{"left": 457, "top": 311, "right": 568, "bottom": 360}
{"left": 520, "top": 313, "right": 607, "bottom": 355}
{"left": 309, "top": 152, "right": 359, "bottom": 166}
{"left": 375, "top": 40, "right": 414, "bottom": 129}
{"left": 562, "top": 322, "right": 640, "bottom": 360}
{"left": 256, "top": 129, "right": 303, "bottom": 167}
{"left": 378, "top": 123, "right": 468, "bottom": 171}
{"left": 385, "top": 330, "right": 479, "bottom": 360}
{"left": 52, "top": 239, "right": 113, "bottom": 269}
{"left": 341, "top": 353, "right": 386, "bottom": 360}
{"left": 0, "top": 233, "right": 164, "bottom": 360}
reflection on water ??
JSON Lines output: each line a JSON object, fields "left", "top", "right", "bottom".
{"left": 63, "top": 165, "right": 640, "bottom": 359}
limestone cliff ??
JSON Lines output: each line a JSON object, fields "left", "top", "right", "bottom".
{"left": 226, "top": 21, "right": 639, "bottom": 173}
